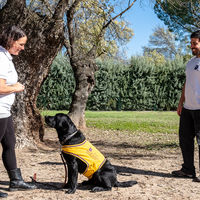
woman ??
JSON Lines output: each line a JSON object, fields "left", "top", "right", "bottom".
{"left": 0, "top": 26, "right": 36, "bottom": 198}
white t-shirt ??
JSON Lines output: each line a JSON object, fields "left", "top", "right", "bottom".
{"left": 0, "top": 46, "right": 18, "bottom": 118}
{"left": 184, "top": 56, "right": 200, "bottom": 110}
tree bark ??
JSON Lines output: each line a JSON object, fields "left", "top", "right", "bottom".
{"left": 66, "top": 0, "right": 136, "bottom": 129}
{"left": 66, "top": 1, "right": 98, "bottom": 128}
{"left": 0, "top": 0, "right": 67, "bottom": 147}
{"left": 68, "top": 58, "right": 97, "bottom": 128}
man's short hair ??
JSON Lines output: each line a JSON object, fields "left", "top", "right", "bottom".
{"left": 191, "top": 30, "right": 200, "bottom": 40}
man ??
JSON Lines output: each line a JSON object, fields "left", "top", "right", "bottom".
{"left": 172, "top": 30, "right": 200, "bottom": 181}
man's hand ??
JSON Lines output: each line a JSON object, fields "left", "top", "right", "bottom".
{"left": 177, "top": 104, "right": 183, "bottom": 116}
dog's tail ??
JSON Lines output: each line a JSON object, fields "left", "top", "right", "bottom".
{"left": 114, "top": 180, "right": 137, "bottom": 188}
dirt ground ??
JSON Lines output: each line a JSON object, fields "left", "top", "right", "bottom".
{"left": 0, "top": 127, "right": 200, "bottom": 200}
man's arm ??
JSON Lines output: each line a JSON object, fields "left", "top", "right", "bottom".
{"left": 177, "top": 83, "right": 185, "bottom": 116}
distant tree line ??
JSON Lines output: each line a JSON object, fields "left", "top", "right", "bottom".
{"left": 37, "top": 53, "right": 186, "bottom": 111}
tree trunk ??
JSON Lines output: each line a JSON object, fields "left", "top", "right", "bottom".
{"left": 68, "top": 58, "right": 97, "bottom": 129}
{"left": 0, "top": 1, "right": 66, "bottom": 147}
{"left": 65, "top": 0, "right": 136, "bottom": 129}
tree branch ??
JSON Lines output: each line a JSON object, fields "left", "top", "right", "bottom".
{"left": 40, "top": 0, "right": 54, "bottom": 16}
{"left": 67, "top": 0, "right": 82, "bottom": 58}
{"left": 88, "top": 0, "right": 136, "bottom": 57}
{"left": 4, "top": 0, "right": 26, "bottom": 9}
{"left": 52, "top": 0, "right": 68, "bottom": 21}
{"left": 64, "top": 38, "right": 71, "bottom": 57}
{"left": 103, "top": 0, "right": 137, "bottom": 30}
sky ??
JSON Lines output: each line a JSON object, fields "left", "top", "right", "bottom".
{"left": 122, "top": 1, "right": 167, "bottom": 58}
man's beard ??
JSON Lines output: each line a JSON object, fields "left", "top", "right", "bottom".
{"left": 192, "top": 48, "right": 200, "bottom": 56}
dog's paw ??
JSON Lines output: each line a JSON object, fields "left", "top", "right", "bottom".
{"left": 91, "top": 186, "right": 111, "bottom": 192}
{"left": 81, "top": 180, "right": 91, "bottom": 186}
{"left": 65, "top": 188, "right": 76, "bottom": 194}
{"left": 63, "top": 183, "right": 70, "bottom": 189}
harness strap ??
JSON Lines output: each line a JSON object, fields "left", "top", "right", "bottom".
{"left": 60, "top": 152, "right": 68, "bottom": 186}
{"left": 59, "top": 131, "right": 78, "bottom": 186}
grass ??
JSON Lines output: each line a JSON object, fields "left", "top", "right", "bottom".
{"left": 41, "top": 110, "right": 179, "bottom": 134}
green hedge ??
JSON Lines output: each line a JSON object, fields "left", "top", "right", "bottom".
{"left": 37, "top": 53, "right": 75, "bottom": 110}
{"left": 37, "top": 55, "right": 186, "bottom": 111}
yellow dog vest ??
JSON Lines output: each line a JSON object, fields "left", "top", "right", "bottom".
{"left": 62, "top": 140, "right": 106, "bottom": 179}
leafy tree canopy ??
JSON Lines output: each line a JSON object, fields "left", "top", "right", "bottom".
{"left": 142, "top": 26, "right": 191, "bottom": 59}
{"left": 26, "top": 0, "right": 134, "bottom": 57}
{"left": 154, "top": 0, "right": 200, "bottom": 35}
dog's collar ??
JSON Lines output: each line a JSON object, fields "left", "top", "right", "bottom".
{"left": 61, "top": 130, "right": 78, "bottom": 144}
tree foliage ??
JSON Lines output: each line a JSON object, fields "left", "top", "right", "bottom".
{"left": 154, "top": 0, "right": 200, "bottom": 34}
{"left": 143, "top": 26, "right": 192, "bottom": 61}
{"left": 64, "top": 1, "right": 134, "bottom": 57}
{"left": 63, "top": 0, "right": 135, "bottom": 57}
{"left": 143, "top": 26, "right": 180, "bottom": 59}
{"left": 25, "top": 0, "right": 134, "bottom": 57}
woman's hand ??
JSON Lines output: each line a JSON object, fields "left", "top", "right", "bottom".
{"left": 0, "top": 79, "right": 24, "bottom": 94}
{"left": 13, "top": 82, "right": 25, "bottom": 92}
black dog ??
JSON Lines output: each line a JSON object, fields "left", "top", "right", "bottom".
{"left": 45, "top": 113, "right": 137, "bottom": 193}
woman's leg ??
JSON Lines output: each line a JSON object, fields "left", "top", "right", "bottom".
{"left": 1, "top": 116, "right": 17, "bottom": 171}
{"left": 0, "top": 117, "right": 11, "bottom": 198}
{"left": 0, "top": 116, "right": 36, "bottom": 191}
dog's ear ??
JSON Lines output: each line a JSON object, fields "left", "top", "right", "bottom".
{"left": 60, "top": 120, "right": 69, "bottom": 130}
{"left": 64, "top": 115, "right": 78, "bottom": 134}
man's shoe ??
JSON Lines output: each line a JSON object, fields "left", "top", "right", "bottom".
{"left": 172, "top": 169, "right": 196, "bottom": 178}
{"left": 193, "top": 175, "right": 200, "bottom": 182}
{"left": 0, "top": 191, "right": 8, "bottom": 198}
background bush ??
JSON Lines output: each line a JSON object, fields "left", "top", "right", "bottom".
{"left": 37, "top": 54, "right": 186, "bottom": 111}
{"left": 37, "top": 53, "right": 75, "bottom": 110}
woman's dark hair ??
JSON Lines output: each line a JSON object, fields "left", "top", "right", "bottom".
{"left": 0, "top": 25, "right": 26, "bottom": 49}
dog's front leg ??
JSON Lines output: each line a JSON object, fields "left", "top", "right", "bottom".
{"left": 65, "top": 159, "right": 78, "bottom": 194}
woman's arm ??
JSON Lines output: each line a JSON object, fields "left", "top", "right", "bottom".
{"left": 0, "top": 79, "right": 24, "bottom": 94}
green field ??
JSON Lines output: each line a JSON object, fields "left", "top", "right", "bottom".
{"left": 41, "top": 110, "right": 179, "bottom": 134}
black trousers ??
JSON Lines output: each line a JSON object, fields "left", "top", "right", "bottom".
{"left": 179, "top": 107, "right": 200, "bottom": 175}
{"left": 0, "top": 116, "right": 17, "bottom": 171}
